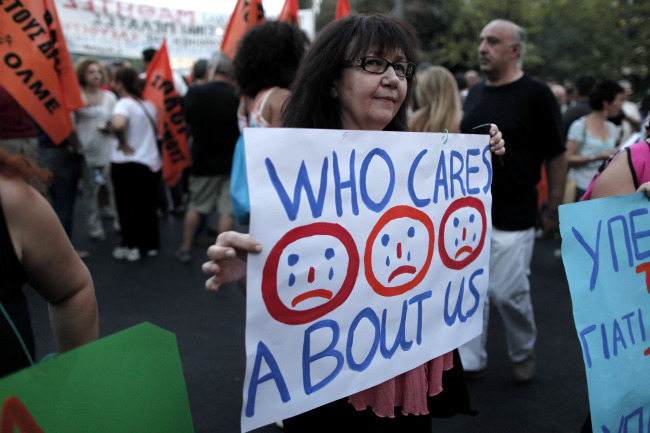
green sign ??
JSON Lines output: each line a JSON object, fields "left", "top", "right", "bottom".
{"left": 0, "top": 322, "right": 194, "bottom": 432}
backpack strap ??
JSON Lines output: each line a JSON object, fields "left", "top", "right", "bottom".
{"left": 626, "top": 139, "right": 650, "bottom": 190}
{"left": 626, "top": 147, "right": 639, "bottom": 190}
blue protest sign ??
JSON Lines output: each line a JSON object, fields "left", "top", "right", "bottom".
{"left": 560, "top": 193, "right": 650, "bottom": 432}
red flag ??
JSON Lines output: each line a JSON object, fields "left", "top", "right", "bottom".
{"left": 335, "top": 0, "right": 351, "bottom": 19}
{"left": 0, "top": 0, "right": 83, "bottom": 144}
{"left": 278, "top": 0, "right": 299, "bottom": 26}
{"left": 142, "top": 40, "right": 191, "bottom": 186}
{"left": 221, "top": 0, "right": 266, "bottom": 60}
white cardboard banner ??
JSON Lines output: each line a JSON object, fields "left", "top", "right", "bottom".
{"left": 55, "top": 0, "right": 227, "bottom": 61}
{"left": 243, "top": 128, "right": 492, "bottom": 431}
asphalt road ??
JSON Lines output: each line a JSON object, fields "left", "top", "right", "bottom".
{"left": 25, "top": 207, "right": 588, "bottom": 433}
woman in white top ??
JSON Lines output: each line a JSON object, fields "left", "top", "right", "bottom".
{"left": 567, "top": 80, "right": 625, "bottom": 199}
{"left": 74, "top": 58, "right": 118, "bottom": 242}
{"left": 110, "top": 66, "right": 162, "bottom": 262}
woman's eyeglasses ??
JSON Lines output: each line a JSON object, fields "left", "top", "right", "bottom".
{"left": 348, "top": 57, "right": 415, "bottom": 78}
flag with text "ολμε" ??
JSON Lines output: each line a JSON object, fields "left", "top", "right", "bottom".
{"left": 0, "top": 0, "right": 83, "bottom": 144}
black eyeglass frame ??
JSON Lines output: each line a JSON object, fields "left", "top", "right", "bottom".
{"left": 347, "top": 56, "right": 416, "bottom": 78}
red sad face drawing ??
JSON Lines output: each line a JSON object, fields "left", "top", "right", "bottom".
{"left": 262, "top": 223, "right": 359, "bottom": 325}
{"left": 364, "top": 206, "right": 435, "bottom": 297}
{"left": 438, "top": 196, "right": 487, "bottom": 270}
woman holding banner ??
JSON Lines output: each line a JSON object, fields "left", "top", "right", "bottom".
{"left": 572, "top": 119, "right": 650, "bottom": 433}
{"left": 109, "top": 66, "right": 162, "bottom": 262}
{"left": 204, "top": 14, "right": 505, "bottom": 431}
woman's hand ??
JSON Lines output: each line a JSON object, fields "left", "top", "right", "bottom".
{"left": 117, "top": 140, "right": 135, "bottom": 156}
{"left": 98, "top": 122, "right": 112, "bottom": 134}
{"left": 596, "top": 148, "right": 614, "bottom": 161}
{"left": 202, "top": 231, "right": 262, "bottom": 292}
{"left": 489, "top": 124, "right": 505, "bottom": 155}
{"left": 637, "top": 182, "right": 650, "bottom": 198}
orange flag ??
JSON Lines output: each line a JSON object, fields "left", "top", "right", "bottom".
{"left": 335, "top": 0, "right": 351, "bottom": 19}
{"left": 221, "top": 0, "right": 266, "bottom": 60}
{"left": 277, "top": 0, "right": 299, "bottom": 26}
{"left": 0, "top": 0, "right": 83, "bottom": 144}
{"left": 142, "top": 40, "right": 190, "bottom": 186}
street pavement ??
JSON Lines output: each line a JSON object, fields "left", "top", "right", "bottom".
{"left": 25, "top": 207, "right": 589, "bottom": 433}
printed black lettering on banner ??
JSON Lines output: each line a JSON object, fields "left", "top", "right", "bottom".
{"left": 146, "top": 73, "right": 188, "bottom": 164}
{"left": 0, "top": 33, "right": 12, "bottom": 46}
{"left": 90, "top": 11, "right": 178, "bottom": 35}
{"left": 61, "top": 0, "right": 198, "bottom": 24}
{"left": 1, "top": 0, "right": 62, "bottom": 71}
{"left": 2, "top": 52, "right": 61, "bottom": 114}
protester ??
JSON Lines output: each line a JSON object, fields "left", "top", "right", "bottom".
{"left": 458, "top": 19, "right": 567, "bottom": 383}
{"left": 586, "top": 117, "right": 650, "bottom": 200}
{"left": 204, "top": 14, "right": 504, "bottom": 431}
{"left": 234, "top": 21, "right": 308, "bottom": 131}
{"left": 563, "top": 75, "right": 596, "bottom": 138}
{"left": 641, "top": 92, "right": 650, "bottom": 121}
{"left": 230, "top": 20, "right": 310, "bottom": 225}
{"left": 577, "top": 117, "right": 650, "bottom": 433}
{"left": 175, "top": 56, "right": 240, "bottom": 264}
{"left": 0, "top": 84, "right": 38, "bottom": 158}
{"left": 460, "top": 69, "right": 480, "bottom": 108}
{"left": 141, "top": 48, "right": 187, "bottom": 216}
{"left": 455, "top": 72, "right": 468, "bottom": 108}
{"left": 409, "top": 66, "right": 462, "bottom": 133}
{"left": 35, "top": 123, "right": 89, "bottom": 259}
{"left": 190, "top": 59, "right": 209, "bottom": 85}
{"left": 74, "top": 58, "right": 119, "bottom": 242}
{"left": 464, "top": 70, "right": 480, "bottom": 89}
{"left": 566, "top": 80, "right": 624, "bottom": 200}
{"left": 550, "top": 83, "right": 568, "bottom": 113}
{"left": 110, "top": 66, "right": 162, "bottom": 262}
{"left": 608, "top": 80, "right": 642, "bottom": 147}
{"left": 0, "top": 148, "right": 98, "bottom": 378}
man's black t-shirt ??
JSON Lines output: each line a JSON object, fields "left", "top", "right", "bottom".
{"left": 184, "top": 81, "right": 240, "bottom": 176}
{"left": 460, "top": 73, "right": 565, "bottom": 230}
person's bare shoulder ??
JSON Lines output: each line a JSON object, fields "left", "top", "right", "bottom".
{"left": 268, "top": 88, "right": 292, "bottom": 127}
{"left": 590, "top": 153, "right": 636, "bottom": 199}
{"left": 0, "top": 174, "right": 40, "bottom": 260}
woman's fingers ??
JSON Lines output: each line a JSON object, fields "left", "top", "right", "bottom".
{"left": 489, "top": 124, "right": 506, "bottom": 155}
{"left": 203, "top": 232, "right": 262, "bottom": 292}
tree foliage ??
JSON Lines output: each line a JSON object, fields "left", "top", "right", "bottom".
{"left": 304, "top": 0, "right": 649, "bottom": 97}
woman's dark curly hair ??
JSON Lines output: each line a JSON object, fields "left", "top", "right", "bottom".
{"left": 589, "top": 79, "right": 624, "bottom": 110}
{"left": 282, "top": 14, "right": 418, "bottom": 132}
{"left": 233, "top": 21, "right": 309, "bottom": 98}
{"left": 113, "top": 66, "right": 143, "bottom": 98}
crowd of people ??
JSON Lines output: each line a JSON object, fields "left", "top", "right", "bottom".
{"left": 1, "top": 9, "right": 650, "bottom": 433}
